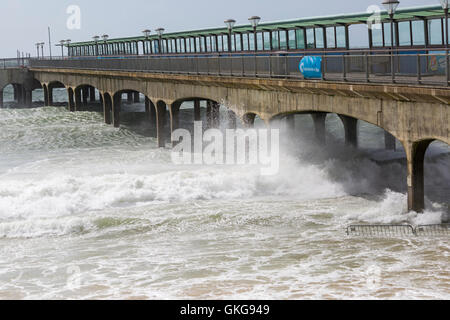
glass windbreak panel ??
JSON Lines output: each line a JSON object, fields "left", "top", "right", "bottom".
{"left": 296, "top": 29, "right": 305, "bottom": 49}
{"left": 218, "top": 36, "right": 223, "bottom": 52}
{"left": 211, "top": 36, "right": 216, "bottom": 52}
{"left": 235, "top": 34, "right": 242, "bottom": 51}
{"left": 243, "top": 33, "right": 249, "bottom": 51}
{"left": 176, "top": 39, "right": 181, "bottom": 53}
{"left": 272, "top": 31, "right": 279, "bottom": 50}
{"left": 264, "top": 32, "right": 271, "bottom": 50}
{"left": 223, "top": 34, "right": 229, "bottom": 51}
{"left": 306, "top": 28, "right": 315, "bottom": 48}
{"left": 315, "top": 28, "right": 324, "bottom": 48}
{"left": 195, "top": 37, "right": 200, "bottom": 52}
{"left": 248, "top": 33, "right": 255, "bottom": 50}
{"left": 190, "top": 38, "right": 196, "bottom": 52}
{"left": 372, "top": 24, "right": 383, "bottom": 46}
{"left": 180, "top": 39, "right": 186, "bottom": 53}
{"left": 412, "top": 20, "right": 425, "bottom": 45}
{"left": 280, "top": 30, "right": 287, "bottom": 50}
{"left": 398, "top": 21, "right": 411, "bottom": 46}
{"left": 384, "top": 22, "right": 392, "bottom": 46}
{"left": 336, "top": 26, "right": 346, "bottom": 47}
{"left": 288, "top": 30, "right": 296, "bottom": 49}
{"left": 326, "top": 27, "right": 335, "bottom": 48}
{"left": 257, "top": 32, "right": 263, "bottom": 50}
{"left": 428, "top": 19, "right": 443, "bottom": 45}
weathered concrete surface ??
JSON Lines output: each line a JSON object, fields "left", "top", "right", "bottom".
{"left": 29, "top": 67, "right": 450, "bottom": 212}
{"left": 0, "top": 68, "right": 40, "bottom": 107}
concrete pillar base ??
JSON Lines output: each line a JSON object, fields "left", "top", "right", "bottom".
{"left": 0, "top": 90, "right": 3, "bottom": 108}
{"left": 68, "top": 88, "right": 75, "bottom": 112}
{"left": 194, "top": 99, "right": 201, "bottom": 122}
{"left": 127, "top": 92, "right": 133, "bottom": 103}
{"left": 228, "top": 110, "right": 237, "bottom": 129}
{"left": 407, "top": 140, "right": 432, "bottom": 213}
{"left": 75, "top": 88, "right": 82, "bottom": 111}
{"left": 156, "top": 101, "right": 167, "bottom": 148}
{"left": 133, "top": 92, "right": 140, "bottom": 103}
{"left": 112, "top": 95, "right": 121, "bottom": 128}
{"left": 339, "top": 115, "right": 358, "bottom": 148}
{"left": 103, "top": 94, "right": 112, "bottom": 125}
{"left": 90, "top": 87, "right": 96, "bottom": 102}
{"left": 311, "top": 112, "right": 327, "bottom": 145}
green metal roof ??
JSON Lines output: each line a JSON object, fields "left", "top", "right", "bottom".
{"left": 68, "top": 4, "right": 445, "bottom": 47}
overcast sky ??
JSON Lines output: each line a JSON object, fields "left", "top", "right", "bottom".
{"left": 0, "top": 0, "right": 438, "bottom": 57}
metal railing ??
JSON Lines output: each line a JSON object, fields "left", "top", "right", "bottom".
{"left": 1, "top": 57, "right": 30, "bottom": 69}
{"left": 28, "top": 52, "right": 450, "bottom": 86}
{"left": 347, "top": 223, "right": 450, "bottom": 237}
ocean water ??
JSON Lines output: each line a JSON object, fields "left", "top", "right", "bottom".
{"left": 0, "top": 85, "right": 449, "bottom": 300}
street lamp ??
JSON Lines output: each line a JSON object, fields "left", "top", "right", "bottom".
{"left": 65, "top": 39, "right": 71, "bottom": 56}
{"left": 155, "top": 28, "right": 164, "bottom": 54}
{"left": 142, "top": 29, "right": 151, "bottom": 55}
{"left": 35, "top": 43, "right": 41, "bottom": 58}
{"left": 58, "top": 40, "right": 65, "bottom": 57}
{"left": 102, "top": 35, "right": 109, "bottom": 55}
{"left": 382, "top": 0, "right": 399, "bottom": 82}
{"left": 93, "top": 35, "right": 100, "bottom": 56}
{"left": 248, "top": 16, "right": 261, "bottom": 51}
{"left": 39, "top": 42, "right": 45, "bottom": 58}
{"left": 224, "top": 19, "right": 236, "bottom": 52}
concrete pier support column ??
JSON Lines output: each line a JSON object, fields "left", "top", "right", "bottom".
{"left": 68, "top": 88, "right": 75, "bottom": 112}
{"left": 339, "top": 115, "right": 358, "bottom": 148}
{"left": 194, "top": 99, "right": 201, "bottom": 121}
{"left": 75, "top": 88, "right": 82, "bottom": 111}
{"left": 16, "top": 85, "right": 24, "bottom": 104}
{"left": 156, "top": 101, "right": 167, "bottom": 148}
{"left": 406, "top": 140, "right": 432, "bottom": 213}
{"left": 89, "top": 87, "right": 96, "bottom": 102}
{"left": 13, "top": 85, "right": 18, "bottom": 102}
{"left": 102, "top": 93, "right": 112, "bottom": 125}
{"left": 127, "top": 92, "right": 133, "bottom": 103}
{"left": 25, "top": 90, "right": 32, "bottom": 107}
{"left": 82, "top": 87, "right": 88, "bottom": 107}
{"left": 145, "top": 97, "right": 151, "bottom": 121}
{"left": 311, "top": 112, "right": 327, "bottom": 145}
{"left": 0, "top": 90, "right": 3, "bottom": 108}
{"left": 385, "top": 132, "right": 396, "bottom": 150}
{"left": 205, "top": 101, "right": 214, "bottom": 129}
{"left": 211, "top": 102, "right": 220, "bottom": 129}
{"left": 48, "top": 85, "right": 54, "bottom": 106}
{"left": 43, "top": 85, "right": 49, "bottom": 106}
{"left": 243, "top": 113, "right": 256, "bottom": 128}
{"left": 133, "top": 92, "right": 140, "bottom": 103}
{"left": 228, "top": 110, "right": 237, "bottom": 129}
{"left": 170, "top": 102, "right": 181, "bottom": 146}
{"left": 112, "top": 95, "right": 121, "bottom": 128}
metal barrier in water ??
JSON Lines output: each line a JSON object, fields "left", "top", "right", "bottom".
{"left": 346, "top": 224, "right": 450, "bottom": 237}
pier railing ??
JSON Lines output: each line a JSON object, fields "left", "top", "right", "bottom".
{"left": 28, "top": 52, "right": 450, "bottom": 86}
{"left": 1, "top": 58, "right": 30, "bottom": 69}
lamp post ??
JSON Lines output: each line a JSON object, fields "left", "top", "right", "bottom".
{"left": 57, "top": 40, "right": 65, "bottom": 57}
{"left": 156, "top": 28, "right": 165, "bottom": 54}
{"left": 224, "top": 19, "right": 236, "bottom": 52}
{"left": 382, "top": 0, "right": 400, "bottom": 83}
{"left": 66, "top": 39, "right": 71, "bottom": 56}
{"left": 248, "top": 16, "right": 261, "bottom": 51}
{"left": 93, "top": 35, "right": 100, "bottom": 56}
{"left": 35, "top": 43, "right": 40, "bottom": 58}
{"left": 440, "top": 1, "right": 449, "bottom": 85}
{"left": 40, "top": 42, "right": 45, "bottom": 58}
{"left": 142, "top": 29, "right": 151, "bottom": 55}
{"left": 102, "top": 35, "right": 109, "bottom": 55}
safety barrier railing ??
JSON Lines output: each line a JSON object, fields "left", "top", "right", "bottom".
{"left": 1, "top": 58, "right": 30, "bottom": 69}
{"left": 347, "top": 223, "right": 450, "bottom": 237}
{"left": 28, "top": 52, "right": 450, "bottom": 86}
